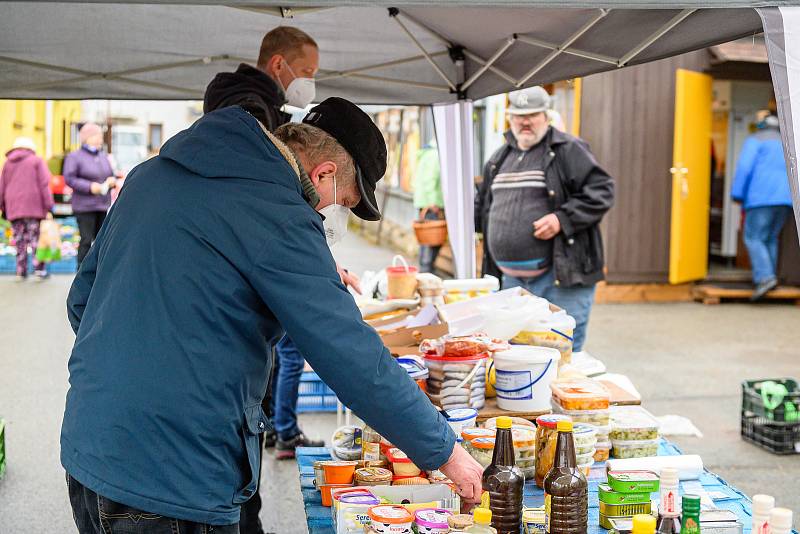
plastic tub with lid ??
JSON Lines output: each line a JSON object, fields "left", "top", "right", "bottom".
{"left": 610, "top": 438, "right": 659, "bottom": 459}
{"left": 576, "top": 449, "right": 596, "bottom": 466}
{"left": 551, "top": 379, "right": 611, "bottom": 410}
{"left": 594, "top": 441, "right": 611, "bottom": 462}
{"left": 414, "top": 508, "right": 453, "bottom": 534}
{"left": 573, "top": 423, "right": 598, "bottom": 451}
{"left": 322, "top": 460, "right": 358, "bottom": 484}
{"left": 552, "top": 400, "right": 610, "bottom": 426}
{"left": 397, "top": 356, "right": 429, "bottom": 392}
{"left": 442, "top": 276, "right": 499, "bottom": 304}
{"left": 466, "top": 437, "right": 496, "bottom": 467}
{"left": 492, "top": 346, "right": 560, "bottom": 412}
{"left": 512, "top": 310, "right": 576, "bottom": 364}
{"left": 444, "top": 408, "right": 478, "bottom": 437}
{"left": 425, "top": 353, "right": 488, "bottom": 411}
{"left": 321, "top": 483, "right": 352, "bottom": 507}
{"left": 609, "top": 405, "right": 660, "bottom": 441}
{"left": 369, "top": 504, "right": 414, "bottom": 534}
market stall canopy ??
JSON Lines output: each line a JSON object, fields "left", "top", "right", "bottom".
{"left": 0, "top": 1, "right": 771, "bottom": 103}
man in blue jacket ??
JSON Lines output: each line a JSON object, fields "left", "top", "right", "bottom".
{"left": 732, "top": 112, "right": 793, "bottom": 301}
{"left": 62, "top": 98, "right": 483, "bottom": 533}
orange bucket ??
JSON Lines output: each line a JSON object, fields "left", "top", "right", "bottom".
{"left": 320, "top": 483, "right": 351, "bottom": 507}
{"left": 322, "top": 460, "right": 357, "bottom": 484}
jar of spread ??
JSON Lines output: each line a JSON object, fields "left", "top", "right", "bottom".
{"left": 414, "top": 508, "right": 453, "bottom": 534}
{"left": 369, "top": 504, "right": 414, "bottom": 534}
{"left": 534, "top": 414, "right": 571, "bottom": 488}
{"left": 355, "top": 467, "right": 393, "bottom": 486}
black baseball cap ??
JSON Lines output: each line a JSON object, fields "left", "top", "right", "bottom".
{"left": 302, "top": 97, "right": 386, "bottom": 221}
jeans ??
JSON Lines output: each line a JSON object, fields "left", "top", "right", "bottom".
{"left": 743, "top": 206, "right": 792, "bottom": 284}
{"left": 76, "top": 211, "right": 107, "bottom": 265}
{"left": 502, "top": 269, "right": 596, "bottom": 352}
{"left": 67, "top": 473, "right": 239, "bottom": 533}
{"left": 273, "top": 335, "right": 306, "bottom": 441}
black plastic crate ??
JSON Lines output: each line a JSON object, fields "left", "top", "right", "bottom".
{"left": 741, "top": 412, "right": 800, "bottom": 454}
{"left": 741, "top": 378, "right": 800, "bottom": 422}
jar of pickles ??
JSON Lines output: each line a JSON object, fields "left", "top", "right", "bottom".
{"left": 534, "top": 414, "right": 571, "bottom": 488}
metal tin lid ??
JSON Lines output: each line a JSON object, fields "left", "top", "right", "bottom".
{"left": 536, "top": 414, "right": 571, "bottom": 428}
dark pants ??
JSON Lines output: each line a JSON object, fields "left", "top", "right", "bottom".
{"left": 743, "top": 206, "right": 792, "bottom": 284}
{"left": 11, "top": 218, "right": 45, "bottom": 276}
{"left": 76, "top": 211, "right": 107, "bottom": 265}
{"left": 67, "top": 473, "right": 239, "bottom": 533}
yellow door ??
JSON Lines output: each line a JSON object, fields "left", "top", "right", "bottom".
{"left": 669, "top": 69, "right": 712, "bottom": 284}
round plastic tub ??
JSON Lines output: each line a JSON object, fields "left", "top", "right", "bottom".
{"left": 397, "top": 356, "right": 429, "bottom": 393}
{"left": 610, "top": 438, "right": 659, "bottom": 459}
{"left": 573, "top": 423, "right": 598, "bottom": 454}
{"left": 414, "top": 508, "right": 453, "bottom": 534}
{"left": 369, "top": 504, "right": 414, "bottom": 533}
{"left": 492, "top": 346, "right": 560, "bottom": 411}
{"left": 321, "top": 460, "right": 357, "bottom": 484}
{"left": 445, "top": 408, "right": 478, "bottom": 437}
{"left": 512, "top": 310, "right": 576, "bottom": 364}
{"left": 425, "top": 353, "right": 488, "bottom": 411}
{"left": 576, "top": 449, "right": 596, "bottom": 466}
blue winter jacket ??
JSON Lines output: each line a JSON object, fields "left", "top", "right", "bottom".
{"left": 61, "top": 106, "right": 455, "bottom": 525}
{"left": 731, "top": 126, "right": 792, "bottom": 209}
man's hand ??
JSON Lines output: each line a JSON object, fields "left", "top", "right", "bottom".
{"left": 336, "top": 263, "right": 362, "bottom": 295}
{"left": 533, "top": 213, "right": 561, "bottom": 240}
{"left": 438, "top": 443, "right": 484, "bottom": 504}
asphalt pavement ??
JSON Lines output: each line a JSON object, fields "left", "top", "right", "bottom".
{"left": 0, "top": 233, "right": 797, "bottom": 533}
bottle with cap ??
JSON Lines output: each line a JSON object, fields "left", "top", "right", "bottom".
{"left": 679, "top": 495, "right": 701, "bottom": 534}
{"left": 481, "top": 416, "right": 524, "bottom": 534}
{"left": 633, "top": 514, "right": 658, "bottom": 534}
{"left": 752, "top": 495, "right": 775, "bottom": 534}
{"left": 543, "top": 420, "right": 588, "bottom": 534}
{"left": 656, "top": 467, "right": 681, "bottom": 534}
{"left": 769, "top": 508, "right": 793, "bottom": 534}
{"left": 465, "top": 508, "right": 498, "bottom": 534}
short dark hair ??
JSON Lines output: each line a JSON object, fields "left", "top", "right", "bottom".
{"left": 256, "top": 26, "right": 317, "bottom": 69}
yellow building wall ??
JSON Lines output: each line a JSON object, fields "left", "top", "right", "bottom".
{"left": 0, "top": 100, "right": 81, "bottom": 168}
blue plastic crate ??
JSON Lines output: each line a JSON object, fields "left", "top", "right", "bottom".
{"left": 297, "top": 372, "right": 338, "bottom": 413}
{"left": 0, "top": 254, "right": 77, "bottom": 274}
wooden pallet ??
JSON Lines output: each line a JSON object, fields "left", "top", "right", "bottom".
{"left": 692, "top": 284, "right": 800, "bottom": 305}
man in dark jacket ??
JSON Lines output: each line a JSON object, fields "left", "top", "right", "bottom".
{"left": 475, "top": 86, "right": 614, "bottom": 352}
{"left": 204, "top": 25, "right": 319, "bottom": 130}
{"left": 62, "top": 100, "right": 484, "bottom": 533}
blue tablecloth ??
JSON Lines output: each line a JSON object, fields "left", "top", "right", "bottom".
{"left": 296, "top": 440, "right": 779, "bottom": 534}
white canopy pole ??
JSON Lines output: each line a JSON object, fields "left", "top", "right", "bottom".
{"left": 759, "top": 7, "right": 800, "bottom": 238}
{"left": 433, "top": 101, "right": 477, "bottom": 279}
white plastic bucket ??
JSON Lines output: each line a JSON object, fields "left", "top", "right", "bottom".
{"left": 444, "top": 408, "right": 478, "bottom": 436}
{"left": 492, "top": 346, "right": 561, "bottom": 411}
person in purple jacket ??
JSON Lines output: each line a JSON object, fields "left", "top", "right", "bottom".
{"left": 0, "top": 137, "right": 55, "bottom": 280}
{"left": 63, "top": 123, "right": 119, "bottom": 264}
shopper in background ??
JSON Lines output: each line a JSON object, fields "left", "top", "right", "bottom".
{"left": 475, "top": 86, "right": 614, "bottom": 352}
{"left": 732, "top": 111, "right": 793, "bottom": 301}
{"left": 63, "top": 123, "right": 118, "bottom": 265}
{"left": 413, "top": 142, "right": 445, "bottom": 274}
{"left": 0, "top": 137, "right": 54, "bottom": 280}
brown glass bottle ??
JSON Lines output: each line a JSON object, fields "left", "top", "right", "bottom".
{"left": 543, "top": 421, "right": 588, "bottom": 534}
{"left": 481, "top": 416, "right": 524, "bottom": 534}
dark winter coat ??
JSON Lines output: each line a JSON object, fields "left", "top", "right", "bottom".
{"left": 475, "top": 127, "right": 615, "bottom": 287}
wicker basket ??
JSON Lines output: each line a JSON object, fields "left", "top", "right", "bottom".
{"left": 413, "top": 209, "right": 448, "bottom": 246}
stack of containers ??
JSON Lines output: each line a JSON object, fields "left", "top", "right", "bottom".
{"left": 551, "top": 378, "right": 611, "bottom": 465}
{"left": 572, "top": 423, "right": 598, "bottom": 476}
{"left": 599, "top": 470, "right": 660, "bottom": 529}
{"left": 459, "top": 426, "right": 537, "bottom": 480}
{"left": 609, "top": 406, "right": 661, "bottom": 459}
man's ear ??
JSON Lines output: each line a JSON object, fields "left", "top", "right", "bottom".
{"left": 266, "top": 54, "right": 284, "bottom": 79}
{"left": 310, "top": 161, "right": 338, "bottom": 186}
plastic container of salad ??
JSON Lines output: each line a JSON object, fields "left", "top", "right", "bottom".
{"left": 611, "top": 438, "right": 660, "bottom": 459}
{"left": 550, "top": 379, "right": 611, "bottom": 410}
{"left": 576, "top": 449, "right": 596, "bottom": 466}
{"left": 573, "top": 423, "right": 598, "bottom": 454}
{"left": 610, "top": 405, "right": 660, "bottom": 441}
{"left": 594, "top": 441, "right": 611, "bottom": 462}
{"left": 552, "top": 400, "right": 611, "bottom": 426}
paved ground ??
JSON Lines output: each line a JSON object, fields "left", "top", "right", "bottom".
{"left": 0, "top": 233, "right": 798, "bottom": 533}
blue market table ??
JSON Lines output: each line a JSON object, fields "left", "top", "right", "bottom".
{"left": 295, "top": 441, "right": 775, "bottom": 534}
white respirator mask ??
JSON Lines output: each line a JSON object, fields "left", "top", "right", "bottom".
{"left": 318, "top": 176, "right": 350, "bottom": 246}
{"left": 283, "top": 60, "right": 316, "bottom": 109}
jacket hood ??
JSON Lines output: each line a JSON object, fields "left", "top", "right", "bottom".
{"left": 5, "top": 147, "right": 35, "bottom": 161}
{"left": 204, "top": 64, "right": 286, "bottom": 113}
{"left": 159, "top": 106, "right": 296, "bottom": 185}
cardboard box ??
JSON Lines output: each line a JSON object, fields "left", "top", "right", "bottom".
{"left": 367, "top": 306, "right": 448, "bottom": 356}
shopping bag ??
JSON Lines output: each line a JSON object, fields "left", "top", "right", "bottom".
{"left": 36, "top": 218, "right": 62, "bottom": 263}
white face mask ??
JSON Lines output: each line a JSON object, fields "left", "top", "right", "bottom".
{"left": 283, "top": 60, "right": 316, "bottom": 109}
{"left": 318, "top": 176, "right": 350, "bottom": 246}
